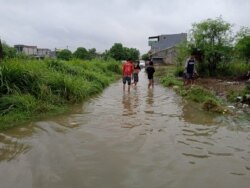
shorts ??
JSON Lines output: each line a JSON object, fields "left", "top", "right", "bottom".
{"left": 185, "top": 73, "right": 194, "bottom": 80}
{"left": 133, "top": 73, "right": 139, "bottom": 82}
{"left": 123, "top": 76, "right": 131, "bottom": 85}
{"left": 148, "top": 74, "right": 153, "bottom": 80}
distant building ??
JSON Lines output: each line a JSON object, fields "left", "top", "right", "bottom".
{"left": 37, "top": 48, "right": 52, "bottom": 58}
{"left": 14, "top": 45, "right": 37, "bottom": 56}
{"left": 14, "top": 44, "right": 55, "bottom": 58}
{"left": 148, "top": 33, "right": 187, "bottom": 64}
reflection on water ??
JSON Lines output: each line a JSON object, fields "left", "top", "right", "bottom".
{"left": 146, "top": 89, "right": 154, "bottom": 106}
{"left": 122, "top": 92, "right": 133, "bottom": 116}
{"left": 122, "top": 88, "right": 141, "bottom": 117}
{"left": 0, "top": 71, "right": 250, "bottom": 188}
{"left": 0, "top": 133, "right": 30, "bottom": 161}
{"left": 0, "top": 124, "right": 35, "bottom": 161}
{"left": 122, "top": 90, "right": 140, "bottom": 116}
{"left": 181, "top": 100, "right": 219, "bottom": 125}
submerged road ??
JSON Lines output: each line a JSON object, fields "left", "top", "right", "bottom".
{"left": 0, "top": 69, "right": 250, "bottom": 188}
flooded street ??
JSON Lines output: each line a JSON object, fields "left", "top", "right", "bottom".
{"left": 0, "top": 69, "right": 250, "bottom": 188}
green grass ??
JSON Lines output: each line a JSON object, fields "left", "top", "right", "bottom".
{"left": 0, "top": 58, "right": 121, "bottom": 130}
{"left": 156, "top": 65, "right": 226, "bottom": 113}
{"left": 159, "top": 75, "right": 183, "bottom": 87}
{"left": 217, "top": 60, "right": 250, "bottom": 77}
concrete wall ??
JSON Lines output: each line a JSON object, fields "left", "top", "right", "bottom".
{"left": 23, "top": 46, "right": 37, "bottom": 55}
{"left": 151, "top": 46, "right": 176, "bottom": 64}
{"left": 37, "top": 49, "right": 51, "bottom": 57}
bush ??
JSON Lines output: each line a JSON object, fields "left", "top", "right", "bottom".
{"left": 160, "top": 75, "right": 183, "bottom": 87}
{"left": 175, "top": 66, "right": 184, "bottom": 77}
{"left": 202, "top": 98, "right": 224, "bottom": 113}
{"left": 217, "top": 60, "right": 250, "bottom": 77}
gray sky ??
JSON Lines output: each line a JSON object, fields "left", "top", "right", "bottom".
{"left": 0, "top": 0, "right": 249, "bottom": 54}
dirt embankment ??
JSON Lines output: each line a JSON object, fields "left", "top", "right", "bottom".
{"left": 195, "top": 78, "right": 246, "bottom": 97}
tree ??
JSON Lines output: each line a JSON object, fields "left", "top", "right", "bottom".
{"left": 109, "top": 43, "right": 125, "bottom": 60}
{"left": 57, "top": 49, "right": 72, "bottom": 61}
{"left": 189, "top": 17, "right": 233, "bottom": 76}
{"left": 107, "top": 43, "right": 140, "bottom": 61}
{"left": 1, "top": 42, "right": 17, "bottom": 59}
{"left": 88, "top": 48, "right": 98, "bottom": 59}
{"left": 141, "top": 53, "right": 150, "bottom": 61}
{"left": 0, "top": 39, "right": 3, "bottom": 61}
{"left": 235, "top": 27, "right": 250, "bottom": 63}
{"left": 127, "top": 48, "right": 140, "bottom": 61}
{"left": 73, "top": 47, "right": 89, "bottom": 60}
{"left": 235, "top": 36, "right": 250, "bottom": 63}
{"left": 101, "top": 50, "right": 111, "bottom": 60}
{"left": 174, "top": 41, "right": 190, "bottom": 66}
{"left": 235, "top": 27, "right": 250, "bottom": 41}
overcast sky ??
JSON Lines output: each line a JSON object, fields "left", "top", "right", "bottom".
{"left": 0, "top": 0, "right": 249, "bottom": 54}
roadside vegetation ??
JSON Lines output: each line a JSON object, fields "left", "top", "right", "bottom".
{"left": 175, "top": 17, "right": 250, "bottom": 77}
{"left": 155, "top": 66, "right": 227, "bottom": 114}
{"left": 157, "top": 17, "right": 250, "bottom": 113}
{"left": 0, "top": 39, "right": 141, "bottom": 130}
{"left": 0, "top": 58, "right": 121, "bottom": 130}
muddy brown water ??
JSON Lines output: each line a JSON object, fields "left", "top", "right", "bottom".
{"left": 0, "top": 70, "right": 250, "bottom": 188}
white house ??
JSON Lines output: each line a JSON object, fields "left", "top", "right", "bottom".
{"left": 37, "top": 48, "right": 52, "bottom": 57}
{"left": 14, "top": 45, "right": 37, "bottom": 56}
{"left": 14, "top": 44, "right": 54, "bottom": 58}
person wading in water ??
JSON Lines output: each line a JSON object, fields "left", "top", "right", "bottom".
{"left": 122, "top": 58, "right": 134, "bottom": 92}
{"left": 146, "top": 60, "right": 155, "bottom": 89}
{"left": 132, "top": 61, "right": 141, "bottom": 86}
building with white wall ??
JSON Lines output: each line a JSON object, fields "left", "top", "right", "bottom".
{"left": 14, "top": 44, "right": 54, "bottom": 58}
{"left": 148, "top": 33, "right": 187, "bottom": 64}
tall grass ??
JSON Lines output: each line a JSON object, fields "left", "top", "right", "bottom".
{"left": 0, "top": 58, "right": 121, "bottom": 130}
{"left": 217, "top": 60, "right": 250, "bottom": 77}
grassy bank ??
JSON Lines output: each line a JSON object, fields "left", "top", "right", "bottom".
{"left": 155, "top": 65, "right": 228, "bottom": 114}
{"left": 0, "top": 58, "right": 121, "bottom": 130}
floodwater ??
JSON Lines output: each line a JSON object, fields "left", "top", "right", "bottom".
{"left": 0, "top": 69, "right": 250, "bottom": 188}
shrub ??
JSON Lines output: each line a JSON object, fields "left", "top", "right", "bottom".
{"left": 185, "top": 86, "right": 215, "bottom": 103}
{"left": 160, "top": 75, "right": 183, "bottom": 87}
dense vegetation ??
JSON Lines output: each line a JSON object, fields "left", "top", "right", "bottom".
{"left": 0, "top": 58, "right": 121, "bottom": 130}
{"left": 0, "top": 39, "right": 141, "bottom": 130}
{"left": 55, "top": 43, "right": 140, "bottom": 62}
{"left": 175, "top": 17, "right": 250, "bottom": 78}
{"left": 103, "top": 43, "right": 140, "bottom": 61}
{"left": 172, "top": 17, "right": 250, "bottom": 105}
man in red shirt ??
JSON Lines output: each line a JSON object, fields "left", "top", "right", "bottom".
{"left": 122, "top": 58, "right": 134, "bottom": 92}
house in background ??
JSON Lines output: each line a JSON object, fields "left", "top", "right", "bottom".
{"left": 148, "top": 33, "right": 187, "bottom": 64}
{"left": 37, "top": 48, "right": 52, "bottom": 58}
{"left": 14, "top": 44, "right": 55, "bottom": 58}
{"left": 14, "top": 45, "right": 37, "bottom": 56}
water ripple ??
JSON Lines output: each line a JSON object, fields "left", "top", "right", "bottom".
{"left": 182, "top": 153, "right": 210, "bottom": 158}
{"left": 208, "top": 151, "right": 233, "bottom": 157}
